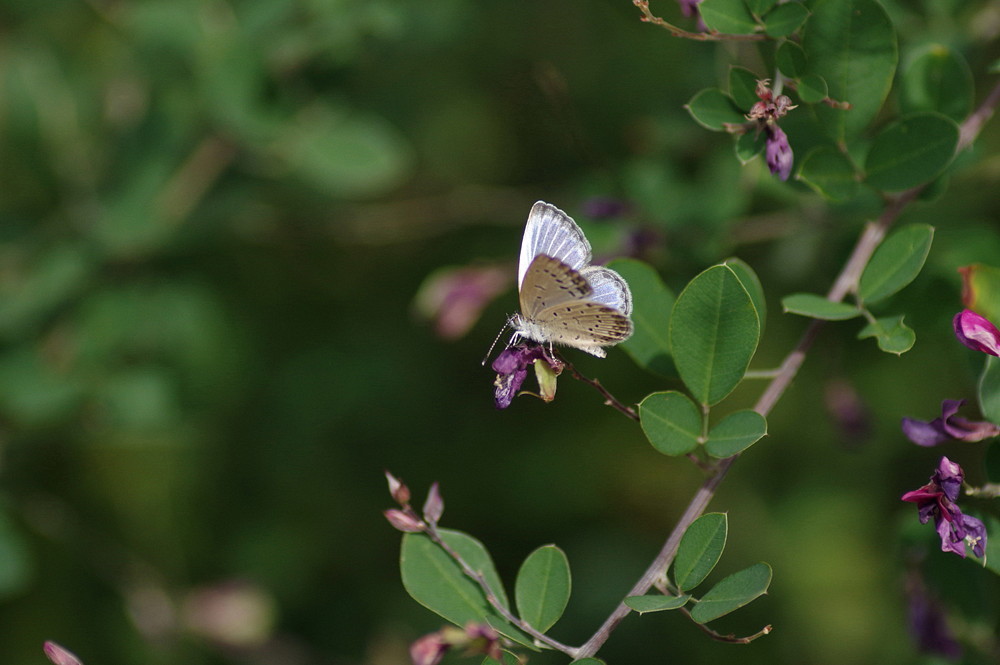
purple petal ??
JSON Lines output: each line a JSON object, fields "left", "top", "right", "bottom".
{"left": 953, "top": 309, "right": 1000, "bottom": 356}
{"left": 765, "top": 125, "right": 794, "bottom": 181}
{"left": 961, "top": 513, "right": 987, "bottom": 558}
{"left": 934, "top": 457, "right": 964, "bottom": 502}
{"left": 901, "top": 417, "right": 951, "bottom": 447}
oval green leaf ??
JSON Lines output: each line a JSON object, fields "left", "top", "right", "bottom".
{"left": 723, "top": 258, "right": 766, "bottom": 335}
{"left": 624, "top": 594, "right": 691, "bottom": 613}
{"left": 401, "top": 531, "right": 532, "bottom": 647}
{"left": 674, "top": 513, "right": 728, "bottom": 592}
{"left": 858, "top": 224, "right": 934, "bottom": 305}
{"left": 802, "top": 0, "right": 897, "bottom": 141}
{"left": 746, "top": 0, "right": 776, "bottom": 15}
{"left": 705, "top": 409, "right": 767, "bottom": 458}
{"left": 797, "top": 145, "right": 859, "bottom": 201}
{"left": 729, "top": 67, "right": 761, "bottom": 111}
{"left": 700, "top": 0, "right": 759, "bottom": 34}
{"left": 857, "top": 315, "right": 915, "bottom": 355}
{"left": 796, "top": 73, "right": 829, "bottom": 104}
{"left": 979, "top": 356, "right": 1000, "bottom": 425}
{"left": 689, "top": 562, "right": 772, "bottom": 624}
{"left": 765, "top": 2, "right": 809, "bottom": 38}
{"left": 515, "top": 545, "right": 571, "bottom": 633}
{"left": 781, "top": 293, "right": 861, "bottom": 320}
{"left": 685, "top": 88, "right": 745, "bottom": 131}
{"left": 640, "top": 391, "right": 702, "bottom": 456}
{"left": 776, "top": 41, "right": 807, "bottom": 78}
{"left": 734, "top": 130, "right": 766, "bottom": 164}
{"left": 609, "top": 259, "right": 675, "bottom": 376}
{"left": 865, "top": 113, "right": 959, "bottom": 192}
{"left": 670, "top": 265, "right": 760, "bottom": 406}
{"left": 901, "top": 45, "right": 974, "bottom": 122}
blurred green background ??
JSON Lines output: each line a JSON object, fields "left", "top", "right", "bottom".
{"left": 2, "top": 1, "right": 999, "bottom": 664}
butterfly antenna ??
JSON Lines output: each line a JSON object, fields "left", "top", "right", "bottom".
{"left": 481, "top": 318, "right": 513, "bottom": 366}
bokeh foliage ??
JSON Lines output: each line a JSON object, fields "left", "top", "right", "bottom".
{"left": 1, "top": 0, "right": 999, "bottom": 664}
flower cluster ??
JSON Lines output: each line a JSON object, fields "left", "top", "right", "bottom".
{"left": 747, "top": 80, "right": 797, "bottom": 181}
{"left": 410, "top": 622, "right": 503, "bottom": 665}
{"left": 901, "top": 457, "right": 986, "bottom": 558}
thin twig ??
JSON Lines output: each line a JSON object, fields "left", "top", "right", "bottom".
{"left": 563, "top": 358, "right": 640, "bottom": 420}
{"left": 633, "top": 0, "right": 766, "bottom": 41}
{"left": 574, "top": 77, "right": 1000, "bottom": 660}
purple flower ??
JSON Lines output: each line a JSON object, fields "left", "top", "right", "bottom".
{"left": 491, "top": 344, "right": 562, "bottom": 409}
{"left": 765, "top": 125, "right": 793, "bottom": 181}
{"left": 902, "top": 399, "right": 1000, "bottom": 446}
{"left": 415, "top": 266, "right": 509, "bottom": 341}
{"left": 953, "top": 309, "right": 1000, "bottom": 356}
{"left": 44, "top": 643, "right": 84, "bottom": 665}
{"left": 906, "top": 571, "right": 962, "bottom": 659}
{"left": 901, "top": 457, "right": 987, "bottom": 558}
{"left": 677, "top": 0, "right": 702, "bottom": 18}
{"left": 410, "top": 623, "right": 501, "bottom": 665}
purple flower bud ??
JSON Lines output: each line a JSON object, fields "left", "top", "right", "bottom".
{"left": 422, "top": 482, "right": 444, "bottom": 525}
{"left": 384, "top": 509, "right": 425, "bottom": 533}
{"left": 385, "top": 470, "right": 411, "bottom": 506}
{"left": 765, "top": 125, "right": 793, "bottom": 181}
{"left": 43, "top": 642, "right": 84, "bottom": 665}
{"left": 902, "top": 399, "right": 1000, "bottom": 446}
{"left": 677, "top": 0, "right": 702, "bottom": 18}
{"left": 902, "top": 457, "right": 987, "bottom": 559}
{"left": 953, "top": 309, "right": 1000, "bottom": 356}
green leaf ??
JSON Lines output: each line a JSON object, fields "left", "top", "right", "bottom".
{"left": 857, "top": 315, "right": 915, "bottom": 355}
{"left": 802, "top": 0, "right": 897, "bottom": 141}
{"left": 689, "top": 562, "right": 772, "bottom": 624}
{"left": 640, "top": 391, "right": 702, "bottom": 456}
{"left": 670, "top": 265, "right": 760, "bottom": 406}
{"left": 700, "top": 0, "right": 759, "bottom": 35}
{"left": 796, "top": 73, "right": 829, "bottom": 104}
{"left": 686, "top": 89, "right": 745, "bottom": 130}
{"left": 624, "top": 594, "right": 690, "bottom": 613}
{"left": 706, "top": 409, "right": 768, "bottom": 458}
{"left": 483, "top": 651, "right": 522, "bottom": 665}
{"left": 765, "top": 2, "right": 809, "bottom": 38}
{"left": 734, "top": 130, "right": 766, "bottom": 164}
{"left": 984, "top": 516, "right": 1000, "bottom": 577}
{"left": 723, "top": 258, "right": 766, "bottom": 335}
{"left": 401, "top": 531, "right": 533, "bottom": 647}
{"left": 961, "top": 264, "right": 1000, "bottom": 325}
{"left": 777, "top": 41, "right": 807, "bottom": 78}
{"left": 674, "top": 513, "right": 728, "bottom": 592}
{"left": 858, "top": 224, "right": 934, "bottom": 305}
{"left": 979, "top": 356, "right": 1000, "bottom": 425}
{"left": 609, "top": 259, "right": 675, "bottom": 376}
{"left": 746, "top": 0, "right": 776, "bottom": 16}
{"left": 797, "top": 146, "right": 859, "bottom": 201}
{"left": 515, "top": 545, "right": 571, "bottom": 633}
{"left": 781, "top": 293, "right": 861, "bottom": 320}
{"left": 865, "top": 113, "right": 959, "bottom": 192}
{"left": 901, "top": 45, "right": 974, "bottom": 122}
{"left": 729, "top": 67, "right": 761, "bottom": 111}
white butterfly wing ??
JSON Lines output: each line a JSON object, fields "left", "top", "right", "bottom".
{"left": 580, "top": 266, "right": 633, "bottom": 317}
{"left": 517, "top": 201, "right": 592, "bottom": 289}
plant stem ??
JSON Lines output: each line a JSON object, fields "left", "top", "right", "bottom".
{"left": 575, "top": 76, "right": 1000, "bottom": 660}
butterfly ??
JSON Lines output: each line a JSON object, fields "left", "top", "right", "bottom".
{"left": 508, "top": 201, "right": 633, "bottom": 357}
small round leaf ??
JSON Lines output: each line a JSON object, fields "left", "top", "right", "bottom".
{"left": 689, "top": 562, "right": 772, "bottom": 624}
{"left": 865, "top": 113, "right": 959, "bottom": 192}
{"left": 515, "top": 545, "right": 571, "bottom": 633}
{"left": 674, "top": 513, "right": 728, "bottom": 592}
{"left": 782, "top": 293, "right": 861, "bottom": 320}
{"left": 640, "top": 391, "right": 702, "bottom": 456}
{"left": 705, "top": 409, "right": 768, "bottom": 458}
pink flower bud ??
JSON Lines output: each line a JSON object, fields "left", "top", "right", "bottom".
{"left": 385, "top": 471, "right": 411, "bottom": 506}
{"left": 953, "top": 309, "right": 1000, "bottom": 356}
{"left": 384, "top": 509, "right": 425, "bottom": 533}
{"left": 422, "top": 483, "right": 444, "bottom": 525}
{"left": 43, "top": 642, "right": 84, "bottom": 665}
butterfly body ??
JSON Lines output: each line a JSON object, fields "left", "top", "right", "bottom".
{"left": 510, "top": 202, "right": 633, "bottom": 357}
